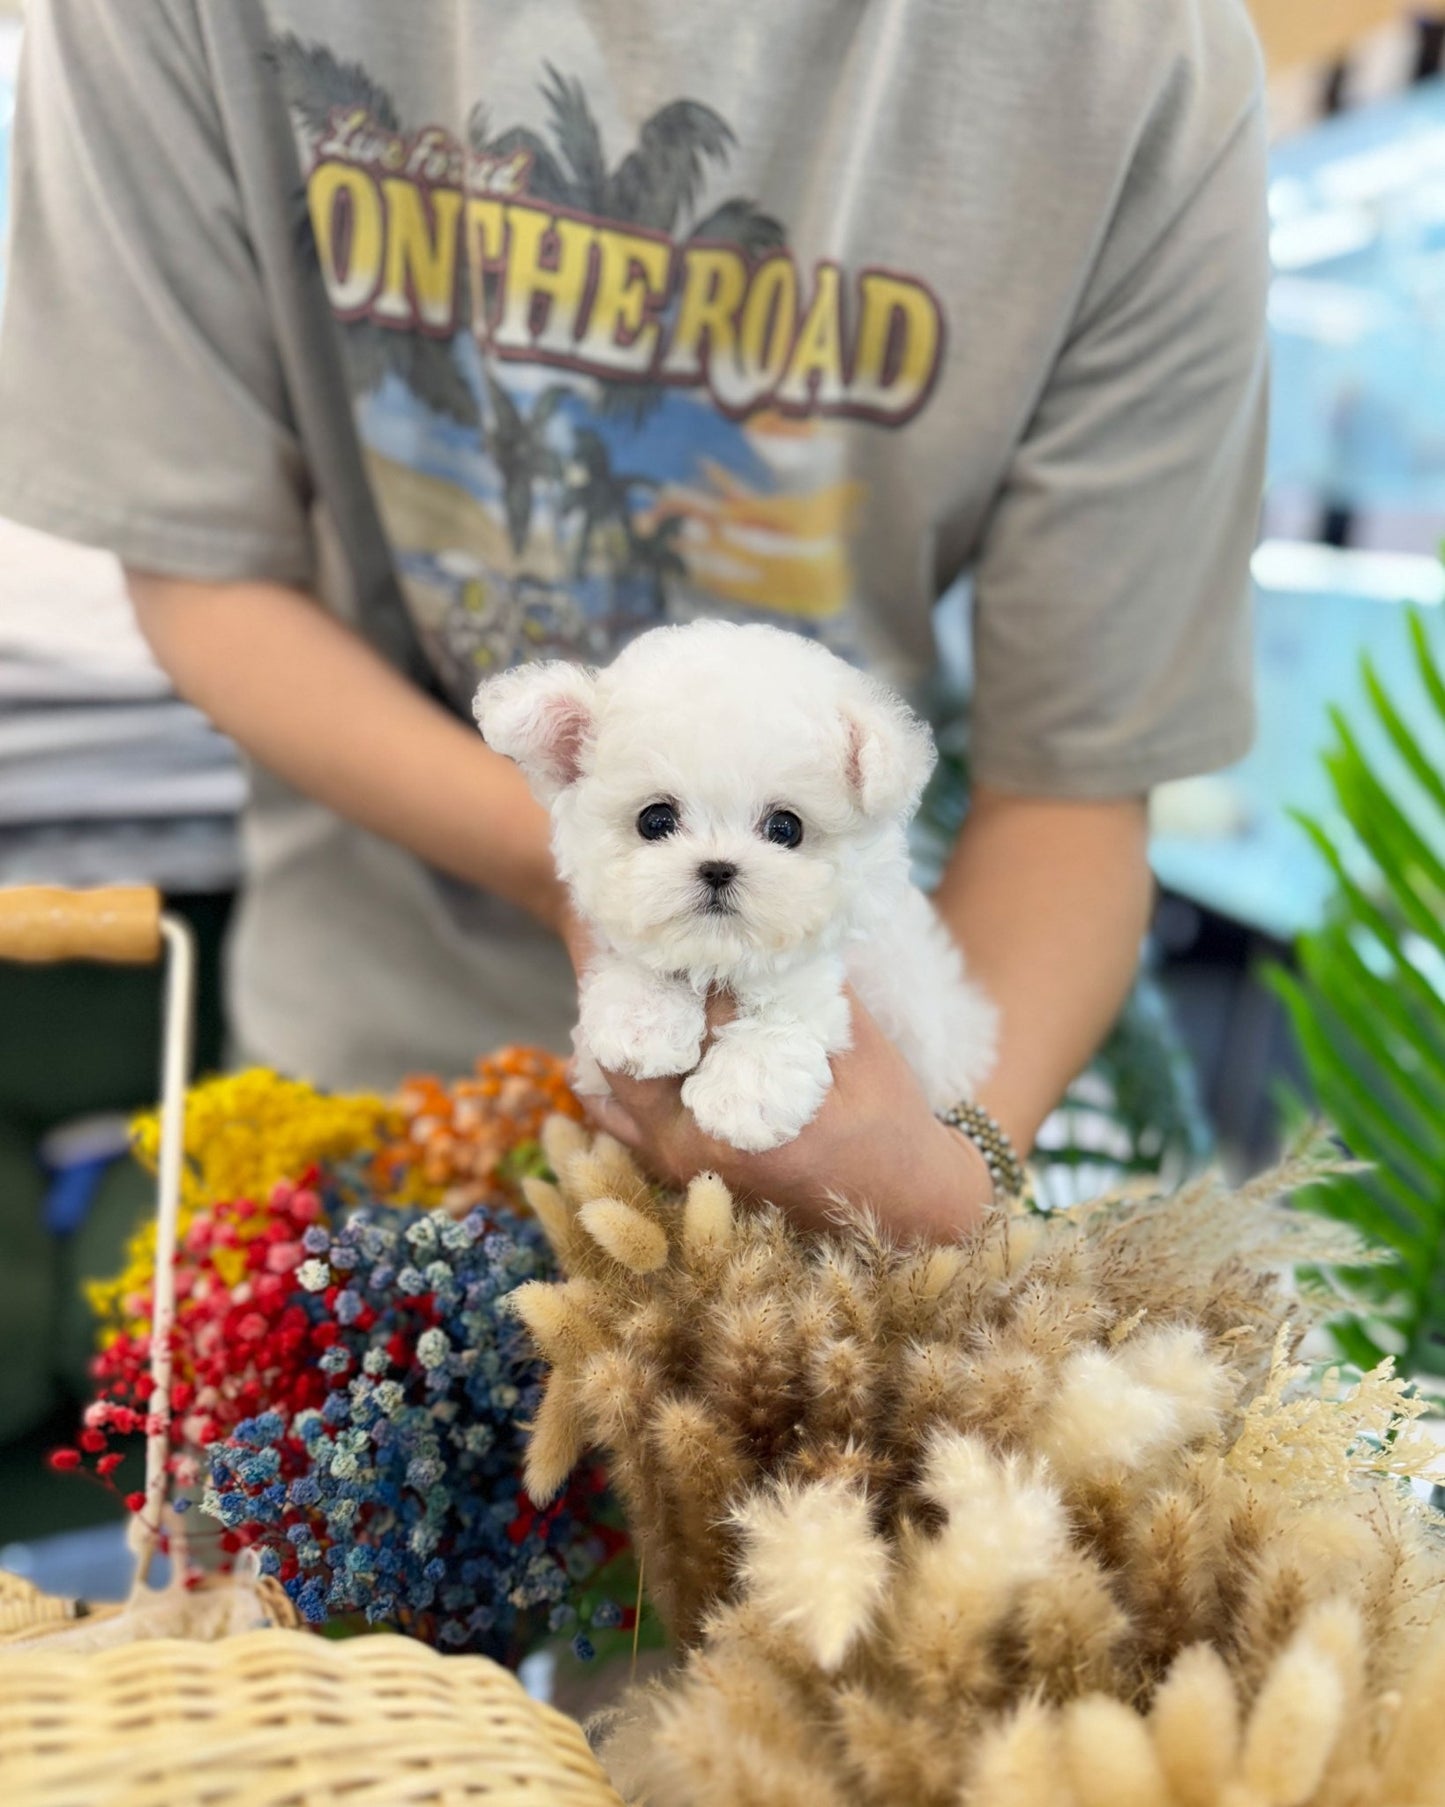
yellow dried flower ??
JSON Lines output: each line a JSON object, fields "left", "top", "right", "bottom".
{"left": 130, "top": 1067, "right": 399, "bottom": 1209}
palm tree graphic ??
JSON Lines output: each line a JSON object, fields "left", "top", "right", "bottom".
{"left": 562, "top": 428, "right": 660, "bottom": 577}
{"left": 274, "top": 37, "right": 483, "bottom": 428}
{"left": 277, "top": 38, "right": 783, "bottom": 433}
{"left": 472, "top": 67, "right": 783, "bottom": 425}
{"left": 274, "top": 42, "right": 784, "bottom": 613}
{"left": 483, "top": 372, "right": 571, "bottom": 555}
{"left": 620, "top": 511, "right": 689, "bottom": 617}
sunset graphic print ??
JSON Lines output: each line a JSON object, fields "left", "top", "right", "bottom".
{"left": 277, "top": 41, "right": 947, "bottom": 700}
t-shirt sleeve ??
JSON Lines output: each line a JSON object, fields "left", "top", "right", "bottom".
{"left": 0, "top": 0, "right": 314, "bottom": 583}
{"left": 967, "top": 21, "right": 1269, "bottom": 799}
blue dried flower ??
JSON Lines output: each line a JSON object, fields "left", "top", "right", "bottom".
{"left": 296, "top": 1581, "right": 327, "bottom": 1624}
{"left": 405, "top": 1217, "right": 439, "bottom": 1252}
{"left": 440, "top": 1217, "right": 474, "bottom": 1252}
{"left": 406, "top": 1455, "right": 444, "bottom": 1491}
{"left": 333, "top": 1289, "right": 364, "bottom": 1325}
{"left": 372, "top": 1380, "right": 405, "bottom": 1418}
{"left": 204, "top": 1201, "right": 614, "bottom": 1662}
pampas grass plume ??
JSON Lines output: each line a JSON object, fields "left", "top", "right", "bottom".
{"left": 923, "top": 1431, "right": 1067, "bottom": 1570}
{"left": 1113, "top": 1323, "right": 1232, "bottom": 1441}
{"left": 540, "top": 1110, "right": 589, "bottom": 1182}
{"left": 1040, "top": 1347, "right": 1187, "bottom": 1485}
{"left": 834, "top": 1687, "right": 967, "bottom": 1807}
{"left": 1016, "top": 1550, "right": 1129, "bottom": 1699}
{"left": 507, "top": 1277, "right": 602, "bottom": 1363}
{"left": 578, "top": 1196, "right": 670, "bottom": 1272}
{"left": 967, "top": 1697, "right": 1072, "bottom": 1807}
{"left": 578, "top": 1345, "right": 656, "bottom": 1444}
{"left": 683, "top": 1172, "right": 735, "bottom": 1258}
{"left": 1063, "top": 1695, "right": 1171, "bottom": 1807}
{"left": 1240, "top": 1611, "right": 1348, "bottom": 1806}
{"left": 1149, "top": 1643, "right": 1239, "bottom": 1807}
{"left": 729, "top": 1479, "right": 888, "bottom": 1672}
{"left": 583, "top": 1129, "right": 648, "bottom": 1196}
{"left": 522, "top": 1369, "right": 585, "bottom": 1503}
{"left": 519, "top": 1173, "right": 578, "bottom": 1261}
{"left": 1380, "top": 1622, "right": 1445, "bottom": 1804}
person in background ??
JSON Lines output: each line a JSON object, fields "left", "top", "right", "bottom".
{"left": 0, "top": 0, "right": 1268, "bottom": 1238}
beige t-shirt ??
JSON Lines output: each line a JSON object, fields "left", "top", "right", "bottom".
{"left": 0, "top": 0, "right": 1268, "bottom": 1088}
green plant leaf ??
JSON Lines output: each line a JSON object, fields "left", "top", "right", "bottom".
{"left": 1410, "top": 607, "right": 1445, "bottom": 721}
{"left": 1269, "top": 968, "right": 1438, "bottom": 1230}
{"left": 1327, "top": 1315, "right": 1392, "bottom": 1372}
{"left": 1288, "top": 810, "right": 1445, "bottom": 1060}
{"left": 1362, "top": 654, "right": 1445, "bottom": 822}
{"left": 1278, "top": 608, "right": 1445, "bottom": 1374}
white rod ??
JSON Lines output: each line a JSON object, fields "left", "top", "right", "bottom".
{"left": 135, "top": 911, "right": 196, "bottom": 1585}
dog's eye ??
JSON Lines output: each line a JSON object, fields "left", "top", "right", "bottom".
{"left": 637, "top": 802, "right": 679, "bottom": 841}
{"left": 762, "top": 809, "right": 804, "bottom": 850}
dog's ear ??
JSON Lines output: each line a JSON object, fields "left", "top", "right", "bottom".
{"left": 473, "top": 660, "right": 597, "bottom": 801}
{"left": 842, "top": 683, "right": 936, "bottom": 820}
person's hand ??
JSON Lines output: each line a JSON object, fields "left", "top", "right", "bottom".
{"left": 562, "top": 917, "right": 993, "bottom": 1241}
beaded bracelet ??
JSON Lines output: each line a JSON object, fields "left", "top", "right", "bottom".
{"left": 937, "top": 1098, "right": 1028, "bottom": 1203}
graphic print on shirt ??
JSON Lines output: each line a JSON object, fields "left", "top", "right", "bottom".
{"left": 276, "top": 42, "right": 946, "bottom": 702}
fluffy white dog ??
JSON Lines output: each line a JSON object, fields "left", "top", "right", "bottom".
{"left": 474, "top": 621, "right": 996, "bottom": 1153}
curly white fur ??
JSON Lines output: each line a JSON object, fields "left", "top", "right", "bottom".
{"left": 475, "top": 621, "right": 996, "bottom": 1152}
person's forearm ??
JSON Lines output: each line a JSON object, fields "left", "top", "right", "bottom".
{"left": 125, "top": 571, "right": 565, "bottom": 927}
{"left": 934, "top": 783, "right": 1154, "bottom": 1154}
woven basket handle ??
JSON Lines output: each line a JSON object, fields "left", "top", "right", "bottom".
{"left": 0, "top": 885, "right": 163, "bottom": 964}
{"left": 0, "top": 885, "right": 194, "bottom": 1587}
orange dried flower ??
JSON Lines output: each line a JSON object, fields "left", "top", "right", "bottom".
{"left": 371, "top": 1046, "right": 583, "bottom": 1213}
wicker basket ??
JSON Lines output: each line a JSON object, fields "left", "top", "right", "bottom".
{"left": 0, "top": 1630, "right": 625, "bottom": 1806}
{"left": 0, "top": 1571, "right": 75, "bottom": 1640}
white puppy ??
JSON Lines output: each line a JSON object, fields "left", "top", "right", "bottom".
{"left": 474, "top": 621, "right": 996, "bottom": 1153}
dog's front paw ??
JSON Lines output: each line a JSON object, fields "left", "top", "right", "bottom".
{"left": 681, "top": 1020, "right": 832, "bottom": 1152}
{"left": 580, "top": 965, "right": 706, "bottom": 1079}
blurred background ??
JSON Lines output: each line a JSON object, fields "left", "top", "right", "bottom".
{"left": 1, "top": 0, "right": 1444, "bottom": 1581}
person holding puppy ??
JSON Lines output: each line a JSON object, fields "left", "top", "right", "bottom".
{"left": 0, "top": 0, "right": 1268, "bottom": 1238}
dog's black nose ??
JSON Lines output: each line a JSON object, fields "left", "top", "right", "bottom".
{"left": 699, "top": 860, "right": 738, "bottom": 890}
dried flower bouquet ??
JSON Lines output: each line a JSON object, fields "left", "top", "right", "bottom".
{"left": 513, "top": 1122, "right": 1445, "bottom": 1807}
